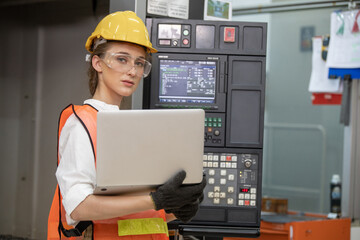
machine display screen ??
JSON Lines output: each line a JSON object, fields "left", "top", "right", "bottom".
{"left": 159, "top": 59, "right": 216, "bottom": 104}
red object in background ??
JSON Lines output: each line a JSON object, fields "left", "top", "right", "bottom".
{"left": 311, "top": 93, "right": 342, "bottom": 105}
{"left": 224, "top": 212, "right": 351, "bottom": 240}
{"left": 224, "top": 27, "right": 235, "bottom": 42}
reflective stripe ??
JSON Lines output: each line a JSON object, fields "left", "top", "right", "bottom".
{"left": 118, "top": 218, "right": 169, "bottom": 237}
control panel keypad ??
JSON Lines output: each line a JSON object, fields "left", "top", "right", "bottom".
{"left": 202, "top": 152, "right": 258, "bottom": 208}
{"left": 204, "top": 113, "right": 225, "bottom": 147}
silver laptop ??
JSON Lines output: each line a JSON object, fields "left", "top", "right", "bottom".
{"left": 94, "top": 108, "right": 205, "bottom": 195}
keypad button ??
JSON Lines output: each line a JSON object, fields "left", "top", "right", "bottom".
{"left": 220, "top": 178, "right": 226, "bottom": 185}
{"left": 214, "top": 192, "right": 220, "bottom": 198}
{"left": 213, "top": 155, "right": 219, "bottom": 161}
{"left": 220, "top": 163, "right": 226, "bottom": 168}
{"left": 213, "top": 162, "right": 219, "bottom": 168}
{"left": 227, "top": 198, "right": 234, "bottom": 205}
{"left": 228, "top": 186, "right": 234, "bottom": 193}
{"left": 238, "top": 200, "right": 244, "bottom": 206}
{"left": 245, "top": 194, "right": 250, "bottom": 199}
{"left": 251, "top": 194, "right": 256, "bottom": 199}
{"left": 250, "top": 188, "right": 257, "bottom": 194}
{"left": 228, "top": 174, "right": 235, "bottom": 181}
{"left": 214, "top": 198, "right": 220, "bottom": 204}
{"left": 203, "top": 162, "right": 208, "bottom": 167}
{"left": 226, "top": 162, "right": 231, "bottom": 168}
{"left": 208, "top": 155, "right": 213, "bottom": 161}
{"left": 232, "top": 156, "right": 237, "bottom": 161}
{"left": 209, "top": 178, "right": 215, "bottom": 184}
{"left": 203, "top": 155, "right": 208, "bottom": 160}
{"left": 221, "top": 156, "right": 226, "bottom": 161}
{"left": 214, "top": 186, "right": 220, "bottom": 192}
{"left": 208, "top": 162, "right": 213, "bottom": 168}
{"left": 208, "top": 192, "right": 214, "bottom": 198}
{"left": 220, "top": 192, "right": 226, "bottom": 198}
{"left": 250, "top": 200, "right": 256, "bottom": 206}
{"left": 238, "top": 193, "right": 245, "bottom": 199}
{"left": 245, "top": 200, "right": 250, "bottom": 206}
{"left": 209, "top": 169, "right": 215, "bottom": 176}
{"left": 220, "top": 170, "right": 227, "bottom": 176}
{"left": 231, "top": 163, "right": 237, "bottom": 168}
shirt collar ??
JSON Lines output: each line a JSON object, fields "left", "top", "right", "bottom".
{"left": 83, "top": 99, "right": 120, "bottom": 112}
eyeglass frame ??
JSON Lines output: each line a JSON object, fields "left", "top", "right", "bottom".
{"left": 99, "top": 52, "right": 152, "bottom": 78}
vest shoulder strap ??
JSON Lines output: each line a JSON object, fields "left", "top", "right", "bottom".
{"left": 55, "top": 103, "right": 98, "bottom": 238}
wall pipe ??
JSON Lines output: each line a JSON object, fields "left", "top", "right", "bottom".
{"left": 233, "top": 0, "right": 360, "bottom": 15}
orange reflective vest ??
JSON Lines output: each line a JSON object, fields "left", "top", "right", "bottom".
{"left": 48, "top": 104, "right": 169, "bottom": 240}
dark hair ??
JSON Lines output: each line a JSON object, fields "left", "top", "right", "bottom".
{"left": 87, "top": 42, "right": 151, "bottom": 96}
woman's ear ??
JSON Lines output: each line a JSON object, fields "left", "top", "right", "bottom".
{"left": 92, "top": 55, "right": 103, "bottom": 72}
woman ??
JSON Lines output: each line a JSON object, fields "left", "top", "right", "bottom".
{"left": 48, "top": 11, "right": 206, "bottom": 240}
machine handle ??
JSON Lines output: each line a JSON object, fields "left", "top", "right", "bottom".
{"left": 178, "top": 225, "right": 260, "bottom": 238}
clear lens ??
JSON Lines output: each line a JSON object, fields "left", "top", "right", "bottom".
{"left": 103, "top": 53, "right": 152, "bottom": 77}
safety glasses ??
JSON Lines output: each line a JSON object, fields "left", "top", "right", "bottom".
{"left": 101, "top": 52, "right": 152, "bottom": 77}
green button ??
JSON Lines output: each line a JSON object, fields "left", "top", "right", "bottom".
{"left": 218, "top": 118, "right": 222, "bottom": 122}
{"left": 208, "top": 118, "right": 213, "bottom": 122}
{"left": 205, "top": 122, "right": 208, "bottom": 127}
{"left": 218, "top": 123, "right": 222, "bottom": 127}
{"left": 213, "top": 118, "right": 217, "bottom": 122}
{"left": 205, "top": 118, "right": 208, "bottom": 122}
{"left": 208, "top": 123, "right": 213, "bottom": 127}
{"left": 213, "top": 123, "right": 217, "bottom": 127}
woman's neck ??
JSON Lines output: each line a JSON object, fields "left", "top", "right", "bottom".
{"left": 92, "top": 90, "right": 122, "bottom": 107}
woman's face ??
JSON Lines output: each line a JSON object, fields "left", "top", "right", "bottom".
{"left": 92, "top": 41, "right": 147, "bottom": 105}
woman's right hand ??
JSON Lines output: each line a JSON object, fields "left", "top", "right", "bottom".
{"left": 150, "top": 170, "right": 206, "bottom": 211}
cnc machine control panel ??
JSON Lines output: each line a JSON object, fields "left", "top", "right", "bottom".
{"left": 202, "top": 152, "right": 259, "bottom": 208}
{"left": 145, "top": 17, "right": 267, "bottom": 237}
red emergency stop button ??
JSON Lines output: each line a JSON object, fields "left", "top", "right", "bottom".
{"left": 182, "top": 38, "right": 189, "bottom": 45}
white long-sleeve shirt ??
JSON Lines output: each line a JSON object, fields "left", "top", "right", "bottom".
{"left": 56, "top": 99, "right": 120, "bottom": 226}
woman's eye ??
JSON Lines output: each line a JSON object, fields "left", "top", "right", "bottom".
{"left": 116, "top": 57, "right": 128, "bottom": 63}
{"left": 135, "top": 61, "right": 145, "bottom": 67}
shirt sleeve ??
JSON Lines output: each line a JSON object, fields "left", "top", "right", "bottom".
{"left": 56, "top": 114, "right": 96, "bottom": 226}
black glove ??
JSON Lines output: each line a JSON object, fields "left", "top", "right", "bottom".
{"left": 171, "top": 201, "right": 200, "bottom": 223}
{"left": 150, "top": 170, "right": 206, "bottom": 211}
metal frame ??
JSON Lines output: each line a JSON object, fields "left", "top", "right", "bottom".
{"left": 233, "top": 0, "right": 360, "bottom": 15}
{"left": 342, "top": 80, "right": 360, "bottom": 219}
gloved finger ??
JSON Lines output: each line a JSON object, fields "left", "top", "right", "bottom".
{"left": 180, "top": 179, "right": 206, "bottom": 198}
{"left": 199, "top": 192, "right": 204, "bottom": 203}
{"left": 180, "top": 202, "right": 199, "bottom": 211}
{"left": 174, "top": 204, "right": 199, "bottom": 223}
{"left": 166, "top": 201, "right": 199, "bottom": 214}
{"left": 165, "top": 170, "right": 186, "bottom": 188}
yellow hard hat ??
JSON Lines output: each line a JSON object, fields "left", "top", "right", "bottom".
{"left": 85, "top": 11, "right": 157, "bottom": 53}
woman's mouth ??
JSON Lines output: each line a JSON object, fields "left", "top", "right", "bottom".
{"left": 122, "top": 80, "right": 135, "bottom": 87}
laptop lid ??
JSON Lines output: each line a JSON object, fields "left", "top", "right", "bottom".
{"left": 94, "top": 108, "right": 205, "bottom": 195}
